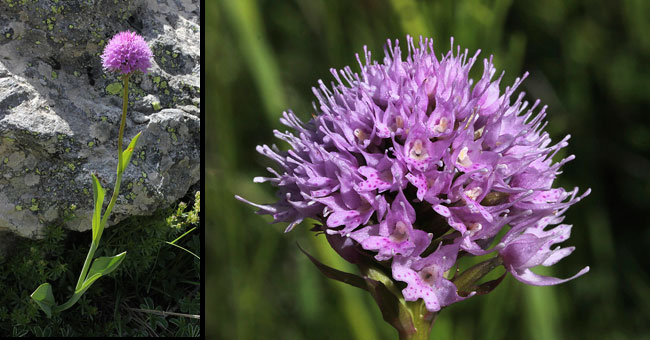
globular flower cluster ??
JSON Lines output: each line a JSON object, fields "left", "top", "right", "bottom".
{"left": 238, "top": 36, "right": 590, "bottom": 313}
{"left": 101, "top": 31, "right": 153, "bottom": 75}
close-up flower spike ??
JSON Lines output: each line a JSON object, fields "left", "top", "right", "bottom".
{"left": 237, "top": 35, "right": 590, "bottom": 328}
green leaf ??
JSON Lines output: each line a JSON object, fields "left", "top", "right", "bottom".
{"left": 91, "top": 174, "right": 106, "bottom": 241}
{"left": 87, "top": 251, "right": 127, "bottom": 279}
{"left": 297, "top": 243, "right": 368, "bottom": 291}
{"left": 75, "top": 252, "right": 127, "bottom": 295}
{"left": 31, "top": 283, "right": 56, "bottom": 318}
{"left": 120, "top": 132, "right": 142, "bottom": 173}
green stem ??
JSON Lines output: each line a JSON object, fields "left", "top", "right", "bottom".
{"left": 75, "top": 241, "right": 99, "bottom": 291}
{"left": 117, "top": 74, "right": 128, "bottom": 172}
{"left": 64, "top": 74, "right": 130, "bottom": 309}
{"left": 99, "top": 74, "right": 129, "bottom": 231}
{"left": 400, "top": 302, "right": 437, "bottom": 340}
{"left": 52, "top": 289, "right": 84, "bottom": 313}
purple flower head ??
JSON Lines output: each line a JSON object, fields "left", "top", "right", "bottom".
{"left": 101, "top": 31, "right": 153, "bottom": 75}
{"left": 237, "top": 36, "right": 590, "bottom": 313}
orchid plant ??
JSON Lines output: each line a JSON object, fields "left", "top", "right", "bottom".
{"left": 31, "top": 31, "right": 153, "bottom": 317}
{"left": 238, "top": 36, "right": 590, "bottom": 339}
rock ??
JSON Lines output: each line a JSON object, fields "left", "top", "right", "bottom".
{"left": 0, "top": 0, "right": 200, "bottom": 239}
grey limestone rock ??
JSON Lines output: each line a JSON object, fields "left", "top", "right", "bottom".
{"left": 0, "top": 0, "right": 200, "bottom": 239}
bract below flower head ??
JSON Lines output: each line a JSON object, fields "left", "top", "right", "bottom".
{"left": 238, "top": 36, "right": 590, "bottom": 313}
{"left": 101, "top": 31, "right": 153, "bottom": 75}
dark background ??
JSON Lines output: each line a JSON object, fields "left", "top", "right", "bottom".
{"left": 207, "top": 0, "right": 650, "bottom": 339}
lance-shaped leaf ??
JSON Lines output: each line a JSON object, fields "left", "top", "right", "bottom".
{"left": 87, "top": 251, "right": 127, "bottom": 279}
{"left": 120, "top": 132, "right": 142, "bottom": 173}
{"left": 74, "top": 251, "right": 127, "bottom": 297}
{"left": 297, "top": 243, "right": 368, "bottom": 291}
{"left": 31, "top": 283, "right": 56, "bottom": 318}
{"left": 91, "top": 174, "right": 106, "bottom": 241}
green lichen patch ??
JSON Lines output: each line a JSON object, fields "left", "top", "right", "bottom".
{"left": 105, "top": 82, "right": 123, "bottom": 95}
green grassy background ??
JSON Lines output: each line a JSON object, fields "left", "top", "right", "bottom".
{"left": 207, "top": 0, "right": 650, "bottom": 339}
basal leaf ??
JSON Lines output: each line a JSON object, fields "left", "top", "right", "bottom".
{"left": 31, "top": 283, "right": 55, "bottom": 318}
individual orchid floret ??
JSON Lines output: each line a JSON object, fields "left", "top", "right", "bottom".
{"left": 392, "top": 241, "right": 470, "bottom": 312}
{"left": 101, "top": 31, "right": 153, "bottom": 75}
{"left": 498, "top": 222, "right": 590, "bottom": 286}
{"left": 350, "top": 191, "right": 430, "bottom": 261}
